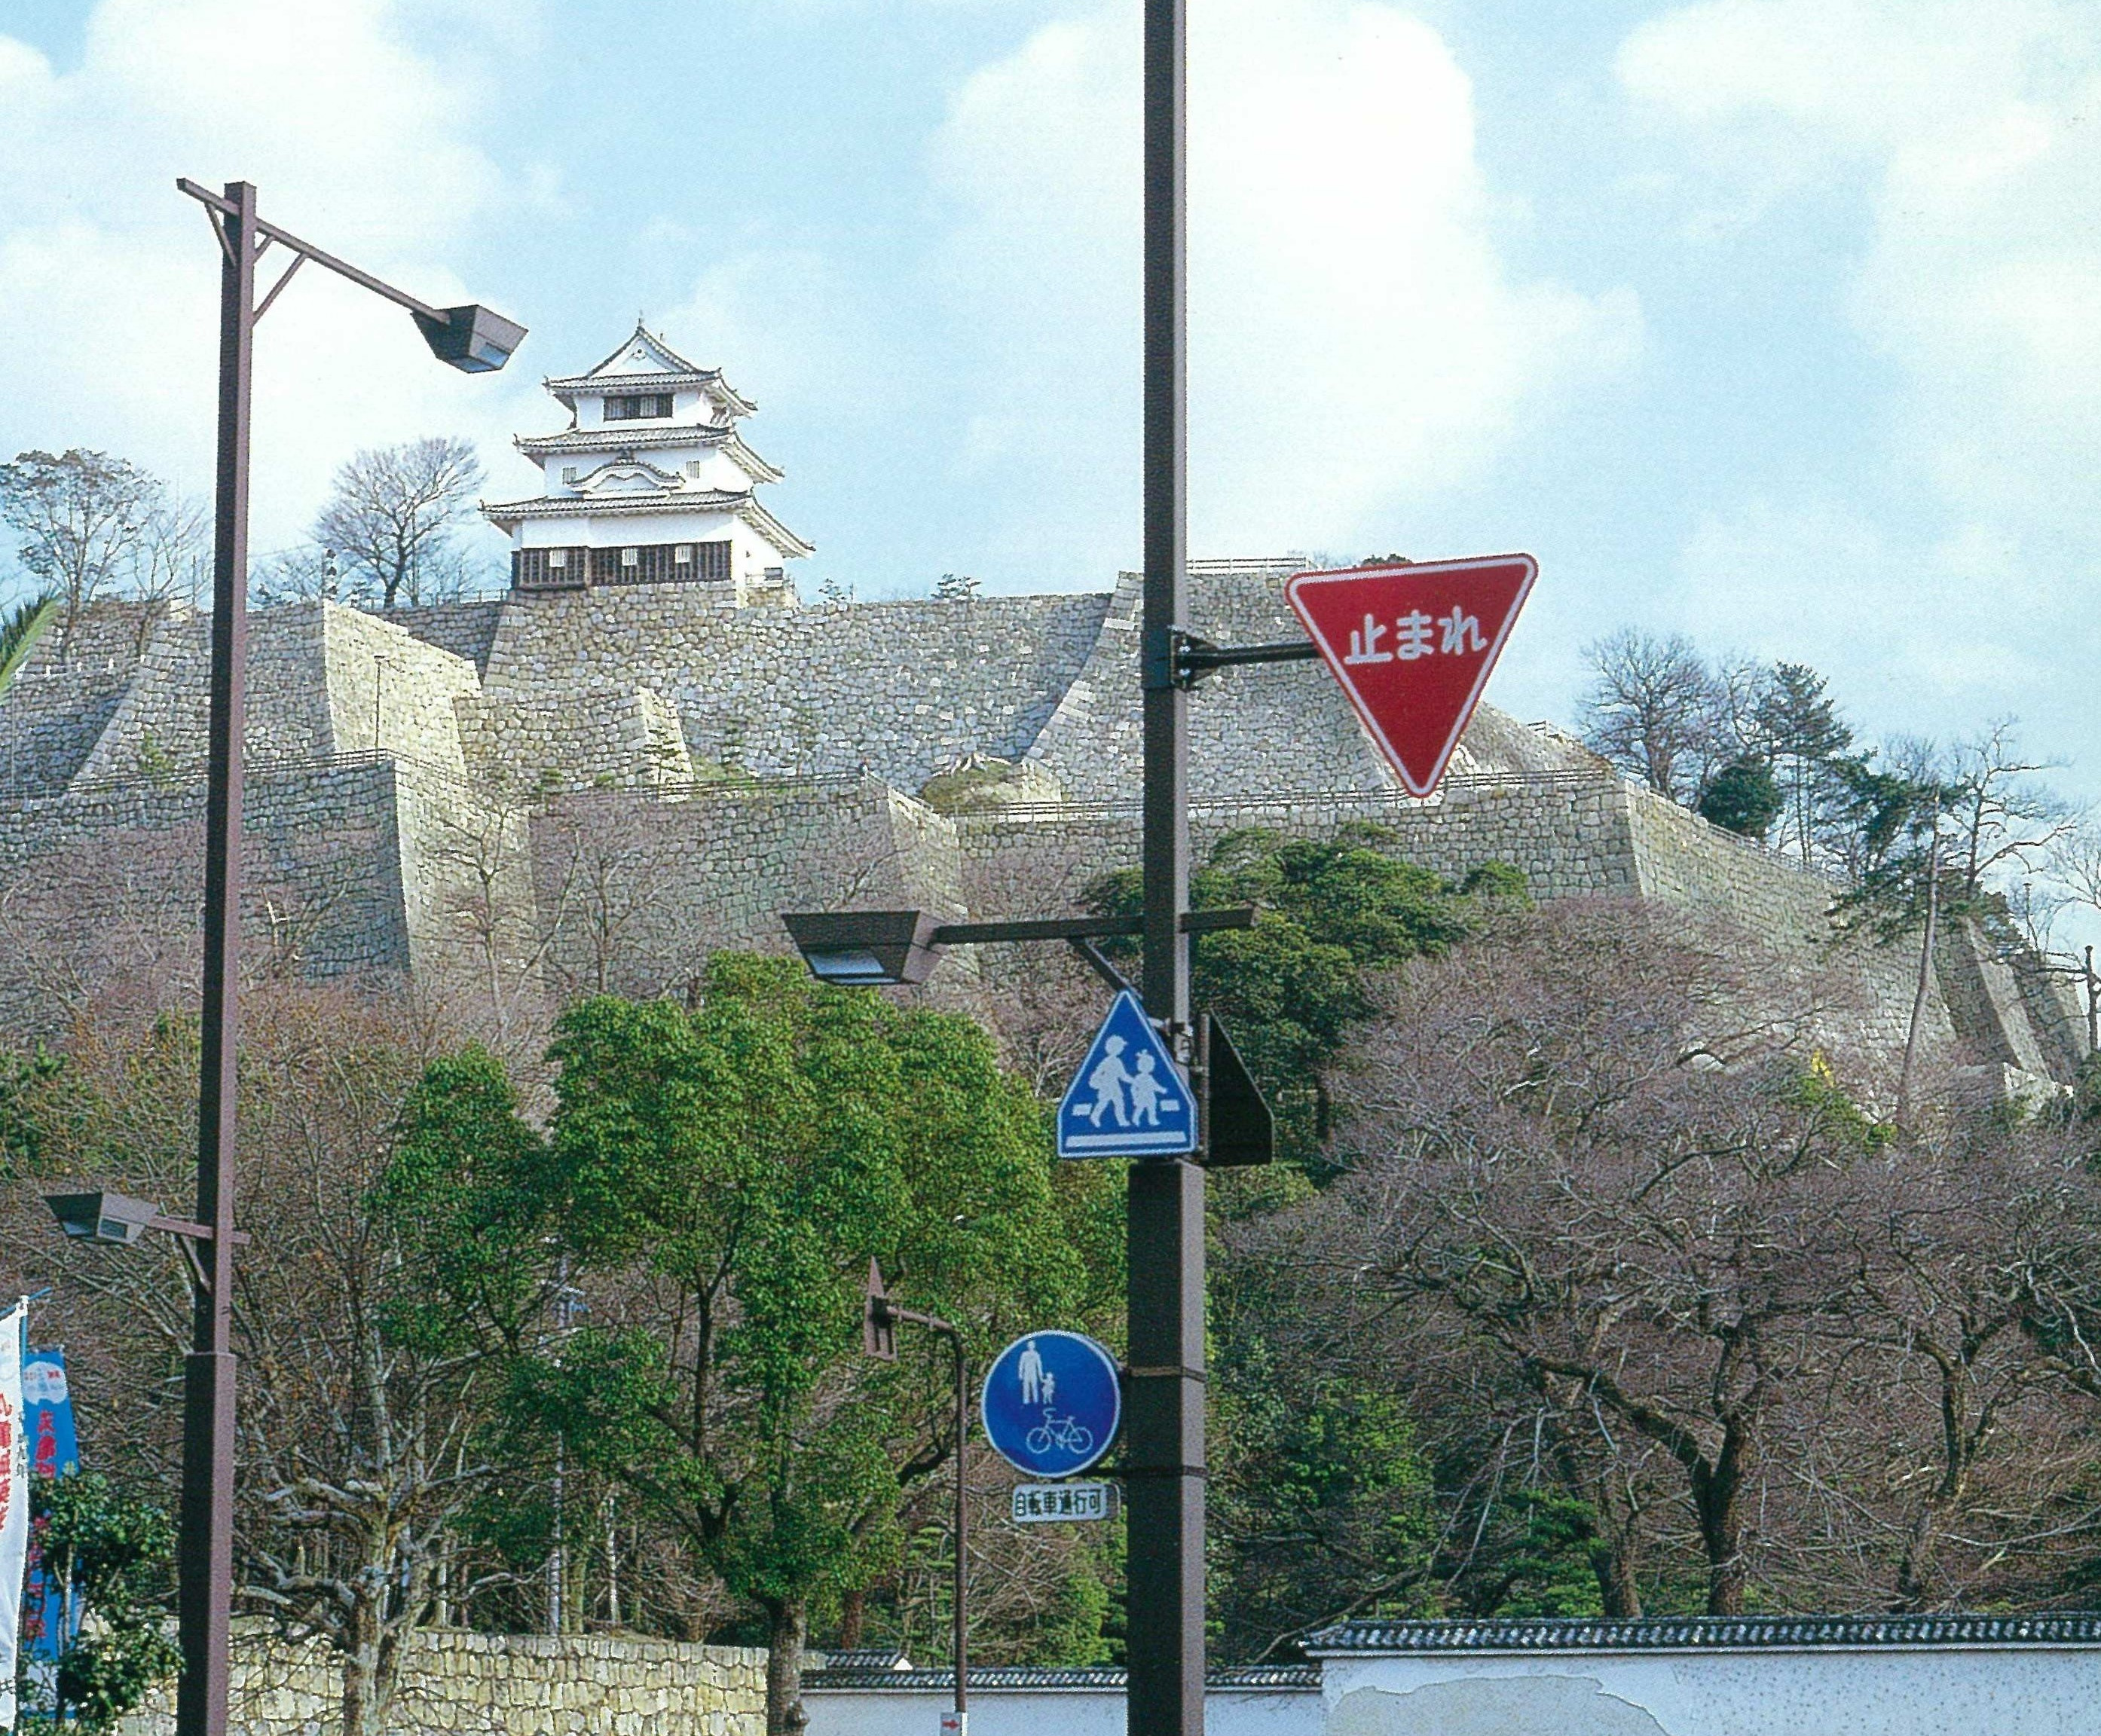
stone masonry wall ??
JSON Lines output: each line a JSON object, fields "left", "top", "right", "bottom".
{"left": 956, "top": 770, "right": 1963, "bottom": 1071}
{"left": 0, "top": 575, "right": 2075, "bottom": 1087}
{"left": 116, "top": 1630, "right": 765, "bottom": 1736}
{"left": 2, "top": 601, "right": 165, "bottom": 795}
{"left": 478, "top": 583, "right": 1110, "bottom": 790}
{"left": 957, "top": 774, "right": 1647, "bottom": 923}
{"left": 323, "top": 606, "right": 483, "bottom": 779}
{"left": 0, "top": 759, "right": 410, "bottom": 1034}
{"left": 526, "top": 775, "right": 970, "bottom": 1002}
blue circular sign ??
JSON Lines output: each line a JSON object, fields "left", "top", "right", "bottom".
{"left": 980, "top": 1331, "right": 1121, "bottom": 1478}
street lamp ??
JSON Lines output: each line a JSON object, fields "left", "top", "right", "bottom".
{"left": 110, "top": 178, "right": 524, "bottom": 1736}
{"left": 861, "top": 1259, "right": 969, "bottom": 1734}
{"left": 780, "top": 906, "right": 1255, "bottom": 995}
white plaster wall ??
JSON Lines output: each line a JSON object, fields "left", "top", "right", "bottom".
{"left": 518, "top": 509, "right": 745, "bottom": 549}
{"left": 804, "top": 1686, "right": 1319, "bottom": 1736}
{"left": 538, "top": 448, "right": 745, "bottom": 497}
{"left": 1318, "top": 1649, "right": 2101, "bottom": 1736}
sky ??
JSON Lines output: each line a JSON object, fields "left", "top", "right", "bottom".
{"left": 3, "top": 0, "right": 2101, "bottom": 808}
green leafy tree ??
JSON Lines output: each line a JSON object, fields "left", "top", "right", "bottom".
{"left": 505, "top": 956, "right": 1102, "bottom": 1734}
{"left": 1756, "top": 662, "right": 1852, "bottom": 863}
{"left": 1088, "top": 825, "right": 1521, "bottom": 1173}
{"left": 1208, "top": 1325, "right": 1437, "bottom": 1657}
{"left": 26, "top": 1472, "right": 179, "bottom": 1732}
{"left": 1697, "top": 760, "right": 1782, "bottom": 839}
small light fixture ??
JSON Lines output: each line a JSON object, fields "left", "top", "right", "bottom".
{"left": 781, "top": 910, "right": 944, "bottom": 986}
{"left": 44, "top": 1190, "right": 162, "bottom": 1247}
{"left": 863, "top": 1258, "right": 898, "bottom": 1361}
{"left": 412, "top": 304, "right": 527, "bottom": 374}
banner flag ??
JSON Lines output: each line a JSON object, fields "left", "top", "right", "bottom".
{"left": 23, "top": 1349, "right": 79, "bottom": 1671}
{"left": 0, "top": 1304, "right": 30, "bottom": 1728}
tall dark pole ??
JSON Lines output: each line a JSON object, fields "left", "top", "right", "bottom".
{"left": 951, "top": 1328, "right": 968, "bottom": 1730}
{"left": 181, "top": 178, "right": 254, "bottom": 1736}
{"left": 1131, "top": 1, "right": 1203, "bottom": 1731}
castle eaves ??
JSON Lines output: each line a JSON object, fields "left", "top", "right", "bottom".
{"left": 481, "top": 489, "right": 814, "bottom": 558}
{"left": 513, "top": 424, "right": 783, "bottom": 484}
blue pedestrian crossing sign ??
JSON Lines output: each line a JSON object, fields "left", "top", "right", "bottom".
{"left": 980, "top": 1330, "right": 1122, "bottom": 1478}
{"left": 1057, "top": 990, "right": 1197, "bottom": 1159}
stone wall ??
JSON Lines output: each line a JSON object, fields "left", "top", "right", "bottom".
{"left": 525, "top": 775, "right": 969, "bottom": 1002}
{"left": 0, "top": 756, "right": 411, "bottom": 1027}
{"left": 117, "top": 1630, "right": 764, "bottom": 1736}
{"left": 0, "top": 579, "right": 2080, "bottom": 1090}
{"left": 381, "top": 600, "right": 505, "bottom": 674}
{"left": 478, "top": 584, "right": 1110, "bottom": 790}
{"left": 2, "top": 601, "right": 164, "bottom": 795}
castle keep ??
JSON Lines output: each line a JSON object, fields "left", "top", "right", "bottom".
{"left": 0, "top": 328, "right": 2082, "bottom": 1087}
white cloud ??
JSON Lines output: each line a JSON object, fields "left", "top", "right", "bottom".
{"left": 1620, "top": 0, "right": 2101, "bottom": 538}
{"left": 931, "top": 0, "right": 1639, "bottom": 573}
{"left": 0, "top": 0, "right": 543, "bottom": 565}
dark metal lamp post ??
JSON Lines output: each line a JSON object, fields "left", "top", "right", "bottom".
{"left": 42, "top": 179, "right": 524, "bottom": 1736}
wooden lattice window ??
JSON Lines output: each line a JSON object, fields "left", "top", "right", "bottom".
{"left": 512, "top": 547, "right": 585, "bottom": 591}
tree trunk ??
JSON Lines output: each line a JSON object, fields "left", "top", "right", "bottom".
{"left": 765, "top": 1598, "right": 809, "bottom": 1736}
{"left": 838, "top": 1585, "right": 867, "bottom": 1650}
{"left": 340, "top": 1624, "right": 390, "bottom": 1736}
{"left": 1595, "top": 1536, "right": 1643, "bottom": 1618}
{"left": 1694, "top": 1466, "right": 1748, "bottom": 1615}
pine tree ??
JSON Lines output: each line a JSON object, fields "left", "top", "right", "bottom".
{"left": 1756, "top": 663, "right": 1852, "bottom": 863}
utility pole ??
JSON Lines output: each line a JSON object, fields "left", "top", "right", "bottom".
{"left": 1130, "top": 1, "right": 1204, "bottom": 1730}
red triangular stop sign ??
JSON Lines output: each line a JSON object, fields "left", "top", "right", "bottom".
{"left": 1286, "top": 554, "right": 1537, "bottom": 797}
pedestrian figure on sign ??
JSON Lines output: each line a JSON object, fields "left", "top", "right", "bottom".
{"left": 1018, "top": 1339, "right": 1044, "bottom": 1404}
{"left": 1127, "top": 1052, "right": 1179, "bottom": 1126}
{"left": 1085, "top": 1035, "right": 1133, "bottom": 1127}
{"left": 1041, "top": 1370, "right": 1057, "bottom": 1407}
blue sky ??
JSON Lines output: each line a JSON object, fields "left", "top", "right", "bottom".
{"left": 4, "top": 0, "right": 2100, "bottom": 805}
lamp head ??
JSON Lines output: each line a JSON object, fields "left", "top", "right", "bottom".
{"left": 413, "top": 304, "right": 527, "bottom": 373}
{"left": 862, "top": 1258, "right": 898, "bottom": 1362}
{"left": 781, "top": 910, "right": 944, "bottom": 986}
{"left": 43, "top": 1190, "right": 160, "bottom": 1247}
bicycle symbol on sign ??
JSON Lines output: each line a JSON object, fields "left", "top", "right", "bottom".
{"left": 1026, "top": 1413, "right": 1096, "bottom": 1458}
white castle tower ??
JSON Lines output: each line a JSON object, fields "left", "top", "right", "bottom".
{"left": 483, "top": 322, "right": 812, "bottom": 604}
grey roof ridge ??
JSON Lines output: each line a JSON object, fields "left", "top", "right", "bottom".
{"left": 806, "top": 1663, "right": 1320, "bottom": 1692}
{"left": 514, "top": 426, "right": 784, "bottom": 484}
{"left": 1304, "top": 1612, "right": 2101, "bottom": 1655}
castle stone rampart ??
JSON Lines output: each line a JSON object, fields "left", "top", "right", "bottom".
{"left": 479, "top": 585, "right": 1110, "bottom": 789}
{"left": 525, "top": 775, "right": 971, "bottom": 1003}
{"left": 4, "top": 601, "right": 164, "bottom": 795}
{"left": 0, "top": 578, "right": 2077, "bottom": 1087}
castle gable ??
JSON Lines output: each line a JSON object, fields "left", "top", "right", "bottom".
{"left": 580, "top": 326, "right": 705, "bottom": 381}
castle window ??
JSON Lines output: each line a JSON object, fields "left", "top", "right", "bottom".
{"left": 512, "top": 547, "right": 584, "bottom": 591}
{"left": 684, "top": 460, "right": 704, "bottom": 478}
{"left": 561, "top": 466, "right": 578, "bottom": 484}
{"left": 604, "top": 393, "right": 673, "bottom": 421}
{"left": 674, "top": 545, "right": 693, "bottom": 564}
{"left": 621, "top": 547, "right": 640, "bottom": 568}
{"left": 696, "top": 540, "right": 732, "bottom": 583}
